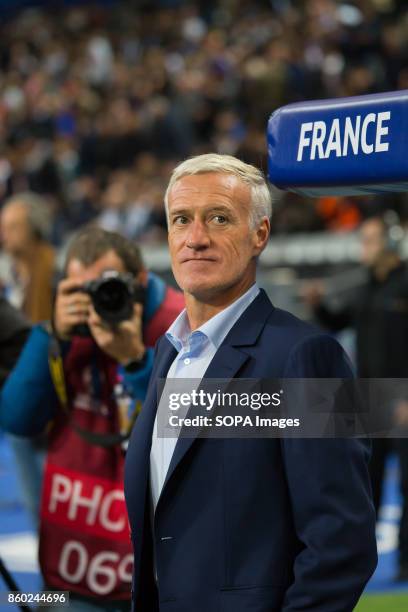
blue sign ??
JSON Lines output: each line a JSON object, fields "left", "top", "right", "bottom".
{"left": 267, "top": 90, "right": 408, "bottom": 196}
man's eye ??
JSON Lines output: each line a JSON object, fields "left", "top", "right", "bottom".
{"left": 173, "top": 216, "right": 189, "bottom": 225}
{"left": 212, "top": 215, "right": 228, "bottom": 224}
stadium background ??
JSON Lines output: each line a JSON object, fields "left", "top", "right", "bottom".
{"left": 0, "top": 0, "right": 407, "bottom": 609}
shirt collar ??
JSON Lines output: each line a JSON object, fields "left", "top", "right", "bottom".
{"left": 166, "top": 283, "right": 259, "bottom": 352}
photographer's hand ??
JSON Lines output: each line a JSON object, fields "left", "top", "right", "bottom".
{"left": 88, "top": 302, "right": 146, "bottom": 365}
{"left": 54, "top": 278, "right": 91, "bottom": 340}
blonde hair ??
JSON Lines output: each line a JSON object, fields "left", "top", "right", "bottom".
{"left": 164, "top": 153, "right": 272, "bottom": 229}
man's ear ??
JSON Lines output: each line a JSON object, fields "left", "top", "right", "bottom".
{"left": 252, "top": 217, "right": 270, "bottom": 255}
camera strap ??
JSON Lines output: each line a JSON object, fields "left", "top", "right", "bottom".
{"left": 48, "top": 334, "right": 141, "bottom": 448}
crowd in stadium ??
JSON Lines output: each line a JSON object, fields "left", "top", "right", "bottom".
{"left": 0, "top": 0, "right": 406, "bottom": 246}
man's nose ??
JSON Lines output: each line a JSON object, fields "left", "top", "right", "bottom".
{"left": 185, "top": 219, "right": 210, "bottom": 249}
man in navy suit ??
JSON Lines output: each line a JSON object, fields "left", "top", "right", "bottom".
{"left": 124, "top": 153, "right": 377, "bottom": 611}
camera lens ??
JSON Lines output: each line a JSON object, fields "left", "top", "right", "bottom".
{"left": 93, "top": 277, "right": 133, "bottom": 323}
{"left": 96, "top": 278, "right": 126, "bottom": 309}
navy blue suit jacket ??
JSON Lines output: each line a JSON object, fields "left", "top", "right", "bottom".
{"left": 124, "top": 290, "right": 377, "bottom": 611}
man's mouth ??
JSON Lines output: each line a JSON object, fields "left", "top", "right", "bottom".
{"left": 181, "top": 257, "right": 217, "bottom": 263}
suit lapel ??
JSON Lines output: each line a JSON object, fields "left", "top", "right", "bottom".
{"left": 158, "top": 289, "right": 275, "bottom": 500}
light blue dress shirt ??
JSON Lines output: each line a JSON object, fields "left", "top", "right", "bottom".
{"left": 150, "top": 283, "right": 260, "bottom": 511}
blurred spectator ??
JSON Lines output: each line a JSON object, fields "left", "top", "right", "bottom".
{"left": 0, "top": 0, "right": 404, "bottom": 244}
{"left": 303, "top": 215, "right": 408, "bottom": 581}
{"left": 0, "top": 191, "right": 56, "bottom": 527}
{"left": 0, "top": 192, "right": 55, "bottom": 322}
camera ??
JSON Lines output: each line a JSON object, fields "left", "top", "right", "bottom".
{"left": 73, "top": 271, "right": 145, "bottom": 336}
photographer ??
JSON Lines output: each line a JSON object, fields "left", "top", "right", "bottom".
{"left": 0, "top": 227, "right": 184, "bottom": 611}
